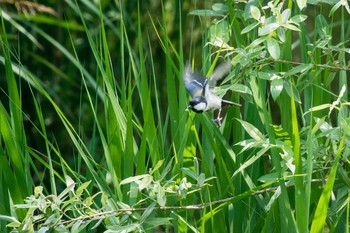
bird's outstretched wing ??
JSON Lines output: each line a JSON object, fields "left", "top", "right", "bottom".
{"left": 207, "top": 61, "right": 232, "bottom": 89}
{"left": 184, "top": 62, "right": 207, "bottom": 98}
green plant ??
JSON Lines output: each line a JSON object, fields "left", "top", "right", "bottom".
{"left": 1, "top": 0, "right": 350, "bottom": 232}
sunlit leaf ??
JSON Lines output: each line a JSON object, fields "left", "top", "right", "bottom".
{"left": 258, "top": 23, "right": 279, "bottom": 36}
{"left": 250, "top": 5, "right": 261, "bottom": 21}
{"left": 242, "top": 22, "right": 260, "bottom": 34}
{"left": 237, "top": 119, "right": 265, "bottom": 141}
{"left": 283, "top": 24, "right": 300, "bottom": 31}
{"left": 120, "top": 174, "right": 152, "bottom": 185}
{"left": 277, "top": 27, "right": 286, "bottom": 42}
{"left": 271, "top": 78, "right": 284, "bottom": 100}
{"left": 290, "top": 14, "right": 307, "bottom": 23}
{"left": 296, "top": 0, "right": 307, "bottom": 10}
{"left": 267, "top": 37, "right": 280, "bottom": 59}
{"left": 281, "top": 9, "right": 291, "bottom": 23}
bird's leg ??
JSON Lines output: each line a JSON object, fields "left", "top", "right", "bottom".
{"left": 214, "top": 108, "right": 222, "bottom": 127}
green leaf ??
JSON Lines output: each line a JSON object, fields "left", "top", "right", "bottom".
{"left": 210, "top": 19, "right": 229, "bottom": 43}
{"left": 258, "top": 23, "right": 279, "bottom": 36}
{"left": 267, "top": 37, "right": 280, "bottom": 59}
{"left": 284, "top": 81, "right": 301, "bottom": 103}
{"left": 258, "top": 172, "right": 279, "bottom": 183}
{"left": 250, "top": 5, "right": 261, "bottom": 20}
{"left": 120, "top": 174, "right": 152, "bottom": 185}
{"left": 277, "top": 27, "right": 286, "bottom": 42}
{"left": 156, "top": 184, "right": 166, "bottom": 207}
{"left": 283, "top": 23, "right": 301, "bottom": 31}
{"left": 290, "top": 14, "right": 307, "bottom": 23}
{"left": 237, "top": 119, "right": 265, "bottom": 141}
{"left": 241, "top": 22, "right": 260, "bottom": 34}
{"left": 149, "top": 160, "right": 164, "bottom": 175}
{"left": 329, "top": 1, "right": 342, "bottom": 16}
{"left": 316, "top": 14, "right": 330, "bottom": 38}
{"left": 281, "top": 9, "right": 291, "bottom": 23}
{"left": 143, "top": 217, "right": 172, "bottom": 227}
{"left": 76, "top": 181, "right": 91, "bottom": 197}
{"left": 296, "top": 0, "right": 307, "bottom": 10}
{"left": 308, "top": 104, "right": 333, "bottom": 112}
{"left": 138, "top": 175, "right": 153, "bottom": 191}
{"left": 212, "top": 3, "right": 228, "bottom": 14}
{"left": 248, "top": 37, "right": 267, "bottom": 49}
{"left": 285, "top": 64, "right": 313, "bottom": 77}
{"left": 189, "top": 9, "right": 224, "bottom": 17}
{"left": 256, "top": 72, "right": 282, "bottom": 81}
{"left": 105, "top": 223, "right": 140, "bottom": 232}
{"left": 310, "top": 135, "right": 346, "bottom": 232}
{"left": 271, "top": 78, "right": 284, "bottom": 100}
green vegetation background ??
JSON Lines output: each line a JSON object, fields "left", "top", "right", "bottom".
{"left": 0, "top": 0, "right": 350, "bottom": 232}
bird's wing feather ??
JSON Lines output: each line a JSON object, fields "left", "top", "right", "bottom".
{"left": 207, "top": 61, "right": 232, "bottom": 89}
{"left": 184, "top": 62, "right": 207, "bottom": 98}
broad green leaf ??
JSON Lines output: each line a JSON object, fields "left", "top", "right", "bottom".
{"left": 296, "top": 0, "right": 307, "bottom": 10}
{"left": 241, "top": 22, "right": 260, "bottom": 34}
{"left": 283, "top": 23, "right": 301, "bottom": 31}
{"left": 250, "top": 5, "right": 261, "bottom": 20}
{"left": 271, "top": 78, "right": 284, "bottom": 100}
{"left": 156, "top": 184, "right": 166, "bottom": 207}
{"left": 258, "top": 23, "right": 279, "bottom": 36}
{"left": 226, "top": 83, "right": 252, "bottom": 94}
{"left": 277, "top": 27, "right": 286, "bottom": 42}
{"left": 267, "top": 37, "right": 280, "bottom": 59}
{"left": 290, "top": 14, "right": 307, "bottom": 23}
{"left": 281, "top": 9, "right": 291, "bottom": 23}
{"left": 258, "top": 172, "right": 280, "bottom": 183}
{"left": 138, "top": 175, "right": 153, "bottom": 191}
{"left": 256, "top": 71, "right": 283, "bottom": 81}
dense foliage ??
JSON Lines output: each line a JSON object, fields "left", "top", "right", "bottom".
{"left": 0, "top": 0, "right": 350, "bottom": 232}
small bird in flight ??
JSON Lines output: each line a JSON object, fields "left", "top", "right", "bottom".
{"left": 184, "top": 61, "right": 240, "bottom": 126}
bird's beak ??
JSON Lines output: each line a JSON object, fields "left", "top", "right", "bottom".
{"left": 186, "top": 105, "right": 191, "bottom": 111}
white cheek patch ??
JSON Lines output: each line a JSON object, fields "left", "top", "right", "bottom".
{"left": 194, "top": 102, "right": 207, "bottom": 111}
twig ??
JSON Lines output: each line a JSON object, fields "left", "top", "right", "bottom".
{"left": 60, "top": 186, "right": 279, "bottom": 225}
{"left": 272, "top": 59, "right": 350, "bottom": 71}
{"left": 60, "top": 179, "right": 325, "bottom": 225}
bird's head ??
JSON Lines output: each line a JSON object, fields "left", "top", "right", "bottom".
{"left": 187, "top": 96, "right": 207, "bottom": 113}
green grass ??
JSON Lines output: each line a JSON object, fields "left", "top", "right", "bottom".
{"left": 0, "top": 0, "right": 350, "bottom": 232}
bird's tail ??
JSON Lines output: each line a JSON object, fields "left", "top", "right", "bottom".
{"left": 221, "top": 99, "right": 241, "bottom": 107}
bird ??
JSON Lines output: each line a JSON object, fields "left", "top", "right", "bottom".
{"left": 184, "top": 61, "right": 241, "bottom": 126}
